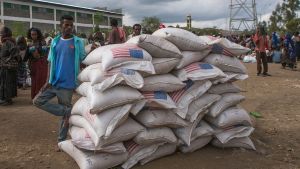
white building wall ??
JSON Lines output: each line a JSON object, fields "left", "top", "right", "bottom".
{"left": 0, "top": 0, "right": 123, "bottom": 33}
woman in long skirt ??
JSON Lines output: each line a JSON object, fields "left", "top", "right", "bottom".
{"left": 26, "top": 28, "right": 48, "bottom": 100}
{"left": 0, "top": 27, "right": 20, "bottom": 105}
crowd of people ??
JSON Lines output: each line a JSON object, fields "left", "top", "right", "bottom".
{"left": 0, "top": 15, "right": 298, "bottom": 151}
{"left": 224, "top": 27, "right": 300, "bottom": 74}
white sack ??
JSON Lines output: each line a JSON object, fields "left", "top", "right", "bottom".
{"left": 133, "top": 127, "right": 177, "bottom": 145}
{"left": 137, "top": 34, "right": 183, "bottom": 58}
{"left": 190, "top": 121, "right": 214, "bottom": 142}
{"left": 140, "top": 143, "right": 177, "bottom": 165}
{"left": 141, "top": 74, "right": 185, "bottom": 92}
{"left": 151, "top": 58, "right": 180, "bottom": 75}
{"left": 186, "top": 94, "right": 221, "bottom": 122}
{"left": 204, "top": 54, "right": 247, "bottom": 74}
{"left": 122, "top": 141, "right": 164, "bottom": 169}
{"left": 101, "top": 44, "right": 155, "bottom": 74}
{"left": 211, "top": 137, "right": 256, "bottom": 150}
{"left": 169, "top": 80, "right": 212, "bottom": 119}
{"left": 142, "top": 91, "right": 177, "bottom": 109}
{"left": 174, "top": 62, "right": 226, "bottom": 81}
{"left": 179, "top": 136, "right": 212, "bottom": 153}
{"left": 71, "top": 97, "right": 131, "bottom": 138}
{"left": 207, "top": 106, "right": 252, "bottom": 128}
{"left": 208, "top": 83, "right": 242, "bottom": 95}
{"left": 82, "top": 44, "right": 122, "bottom": 65}
{"left": 176, "top": 49, "right": 211, "bottom": 69}
{"left": 198, "top": 35, "right": 218, "bottom": 44}
{"left": 213, "top": 72, "right": 249, "bottom": 84}
{"left": 78, "top": 64, "right": 144, "bottom": 91}
{"left": 208, "top": 37, "right": 251, "bottom": 56}
{"left": 76, "top": 82, "right": 143, "bottom": 114}
{"left": 93, "top": 68, "right": 144, "bottom": 92}
{"left": 152, "top": 28, "right": 208, "bottom": 51}
{"left": 207, "top": 94, "right": 246, "bottom": 118}
{"left": 70, "top": 115, "right": 145, "bottom": 147}
{"left": 214, "top": 126, "right": 254, "bottom": 144}
{"left": 174, "top": 111, "right": 206, "bottom": 146}
{"left": 58, "top": 140, "right": 128, "bottom": 169}
{"left": 135, "top": 109, "right": 188, "bottom": 128}
{"left": 69, "top": 126, "right": 126, "bottom": 153}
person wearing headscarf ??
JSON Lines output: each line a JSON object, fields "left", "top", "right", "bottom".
{"left": 271, "top": 32, "right": 279, "bottom": 50}
{"left": 0, "top": 26, "right": 20, "bottom": 105}
{"left": 282, "top": 33, "right": 296, "bottom": 69}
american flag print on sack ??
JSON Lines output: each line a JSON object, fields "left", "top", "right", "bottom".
{"left": 169, "top": 80, "right": 194, "bottom": 103}
{"left": 184, "top": 63, "right": 213, "bottom": 73}
{"left": 121, "top": 68, "right": 135, "bottom": 75}
{"left": 210, "top": 44, "right": 235, "bottom": 57}
{"left": 111, "top": 45, "right": 144, "bottom": 59}
{"left": 124, "top": 140, "right": 140, "bottom": 155}
{"left": 103, "top": 68, "right": 135, "bottom": 77}
{"left": 143, "top": 91, "right": 168, "bottom": 100}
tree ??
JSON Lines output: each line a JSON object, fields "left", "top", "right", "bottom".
{"left": 11, "top": 21, "right": 27, "bottom": 37}
{"left": 93, "top": 12, "right": 104, "bottom": 33}
{"left": 141, "top": 16, "right": 161, "bottom": 34}
{"left": 269, "top": 0, "right": 300, "bottom": 33}
{"left": 285, "top": 18, "right": 300, "bottom": 32}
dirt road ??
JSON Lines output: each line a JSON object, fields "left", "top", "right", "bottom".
{"left": 0, "top": 63, "right": 299, "bottom": 169}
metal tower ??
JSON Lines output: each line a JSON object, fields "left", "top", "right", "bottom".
{"left": 229, "top": 0, "right": 258, "bottom": 32}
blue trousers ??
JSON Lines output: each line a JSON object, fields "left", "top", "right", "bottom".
{"left": 33, "top": 86, "right": 73, "bottom": 142}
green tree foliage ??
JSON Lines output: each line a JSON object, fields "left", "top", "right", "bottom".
{"left": 93, "top": 12, "right": 103, "bottom": 33}
{"left": 269, "top": 0, "right": 300, "bottom": 33}
{"left": 141, "top": 16, "right": 161, "bottom": 34}
{"left": 11, "top": 21, "right": 27, "bottom": 37}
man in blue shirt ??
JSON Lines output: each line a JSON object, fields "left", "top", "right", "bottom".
{"left": 33, "top": 15, "right": 86, "bottom": 148}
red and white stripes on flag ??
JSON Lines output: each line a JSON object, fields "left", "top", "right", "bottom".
{"left": 143, "top": 92, "right": 156, "bottom": 100}
{"left": 111, "top": 45, "right": 143, "bottom": 59}
{"left": 169, "top": 88, "right": 186, "bottom": 103}
{"left": 124, "top": 140, "right": 140, "bottom": 155}
{"left": 184, "top": 63, "right": 200, "bottom": 73}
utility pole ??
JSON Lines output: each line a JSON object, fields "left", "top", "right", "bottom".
{"left": 229, "top": 0, "right": 258, "bottom": 32}
{"left": 187, "top": 14, "right": 192, "bottom": 30}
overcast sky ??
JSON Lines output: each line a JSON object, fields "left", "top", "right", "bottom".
{"left": 49, "top": 0, "right": 282, "bottom": 30}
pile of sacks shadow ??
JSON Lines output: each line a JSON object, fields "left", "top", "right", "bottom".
{"left": 59, "top": 28, "right": 255, "bottom": 169}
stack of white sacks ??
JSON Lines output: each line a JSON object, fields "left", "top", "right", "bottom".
{"left": 58, "top": 28, "right": 255, "bottom": 169}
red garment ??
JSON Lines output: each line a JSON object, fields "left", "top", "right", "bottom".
{"left": 30, "top": 57, "right": 48, "bottom": 99}
{"left": 159, "top": 23, "right": 166, "bottom": 29}
{"left": 253, "top": 34, "right": 269, "bottom": 52}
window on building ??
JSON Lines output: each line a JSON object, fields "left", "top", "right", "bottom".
{"left": 56, "top": 10, "right": 75, "bottom": 21}
{"left": 77, "top": 12, "right": 93, "bottom": 24}
{"left": 32, "top": 6, "right": 54, "bottom": 20}
{"left": 109, "top": 17, "right": 122, "bottom": 26}
{"left": 4, "top": 20, "right": 30, "bottom": 36}
{"left": 32, "top": 23, "right": 55, "bottom": 34}
{"left": 3, "top": 2, "right": 30, "bottom": 18}
{"left": 100, "top": 16, "right": 109, "bottom": 26}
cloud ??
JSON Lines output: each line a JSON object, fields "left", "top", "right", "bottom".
{"left": 46, "top": 0, "right": 283, "bottom": 29}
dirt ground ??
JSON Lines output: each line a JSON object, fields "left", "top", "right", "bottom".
{"left": 0, "top": 63, "right": 300, "bottom": 169}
